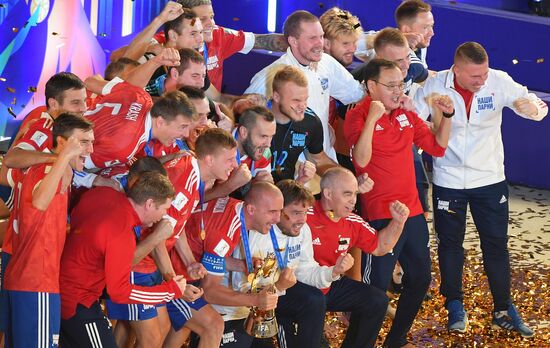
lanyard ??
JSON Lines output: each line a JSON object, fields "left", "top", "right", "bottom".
{"left": 175, "top": 138, "right": 189, "bottom": 151}
{"left": 144, "top": 128, "right": 153, "bottom": 157}
{"left": 203, "top": 42, "right": 208, "bottom": 64}
{"left": 269, "top": 227, "right": 287, "bottom": 269}
{"left": 239, "top": 207, "right": 253, "bottom": 274}
{"left": 133, "top": 226, "right": 141, "bottom": 242}
{"left": 198, "top": 180, "right": 206, "bottom": 240}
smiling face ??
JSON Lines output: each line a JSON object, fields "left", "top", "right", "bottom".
{"left": 273, "top": 81, "right": 309, "bottom": 122}
{"left": 289, "top": 21, "right": 324, "bottom": 65}
{"left": 247, "top": 191, "right": 283, "bottom": 234}
{"left": 278, "top": 201, "right": 310, "bottom": 237}
{"left": 402, "top": 11, "right": 435, "bottom": 49}
{"left": 193, "top": 4, "right": 215, "bottom": 43}
{"left": 176, "top": 61, "right": 206, "bottom": 89}
{"left": 155, "top": 115, "right": 193, "bottom": 146}
{"left": 240, "top": 118, "right": 276, "bottom": 161}
{"left": 172, "top": 18, "right": 204, "bottom": 50}
{"left": 367, "top": 66, "right": 405, "bottom": 112}
{"left": 323, "top": 172, "right": 358, "bottom": 219}
{"left": 49, "top": 88, "right": 88, "bottom": 117}
{"left": 324, "top": 33, "right": 358, "bottom": 67}
{"left": 376, "top": 44, "right": 411, "bottom": 79}
{"left": 209, "top": 146, "right": 238, "bottom": 181}
{"left": 453, "top": 59, "right": 489, "bottom": 93}
{"left": 57, "top": 128, "right": 95, "bottom": 172}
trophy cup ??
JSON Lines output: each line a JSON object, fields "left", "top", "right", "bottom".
{"left": 243, "top": 254, "right": 279, "bottom": 338}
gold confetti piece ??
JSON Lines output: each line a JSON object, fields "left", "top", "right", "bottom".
{"left": 512, "top": 59, "right": 519, "bottom": 65}
{"left": 233, "top": 17, "right": 240, "bottom": 21}
{"left": 0, "top": 77, "right": 6, "bottom": 82}
{"left": 52, "top": 32, "right": 59, "bottom": 35}
{"left": 11, "top": 97, "right": 16, "bottom": 105}
{"left": 99, "top": 33, "right": 107, "bottom": 37}
{"left": 28, "top": 86, "right": 37, "bottom": 92}
{"left": 7, "top": 87, "right": 15, "bottom": 93}
{"left": 536, "top": 58, "right": 544, "bottom": 64}
{"left": 323, "top": 185, "right": 550, "bottom": 348}
{"left": 7, "top": 107, "right": 17, "bottom": 118}
{"left": 12, "top": 27, "right": 18, "bottom": 33}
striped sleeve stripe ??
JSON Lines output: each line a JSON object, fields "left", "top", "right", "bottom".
{"left": 185, "top": 170, "right": 198, "bottom": 193}
{"left": 129, "top": 290, "right": 176, "bottom": 303}
{"left": 130, "top": 289, "right": 176, "bottom": 297}
{"left": 129, "top": 295, "right": 175, "bottom": 303}
{"left": 227, "top": 214, "right": 241, "bottom": 239}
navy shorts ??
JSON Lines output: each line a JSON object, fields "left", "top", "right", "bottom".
{"left": 167, "top": 296, "right": 208, "bottom": 331}
{"left": 105, "top": 270, "right": 165, "bottom": 321}
{"left": 0, "top": 251, "right": 12, "bottom": 332}
{"left": 5, "top": 290, "right": 61, "bottom": 347}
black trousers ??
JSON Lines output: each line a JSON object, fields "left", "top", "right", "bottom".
{"left": 363, "top": 214, "right": 432, "bottom": 348}
{"left": 60, "top": 302, "right": 117, "bottom": 348}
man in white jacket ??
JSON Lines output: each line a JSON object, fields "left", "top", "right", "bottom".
{"left": 244, "top": 10, "right": 365, "bottom": 161}
{"left": 414, "top": 41, "right": 548, "bottom": 337}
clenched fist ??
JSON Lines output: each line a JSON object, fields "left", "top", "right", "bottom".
{"left": 389, "top": 200, "right": 409, "bottom": 225}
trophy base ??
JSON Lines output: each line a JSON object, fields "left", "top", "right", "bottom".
{"left": 244, "top": 316, "right": 278, "bottom": 338}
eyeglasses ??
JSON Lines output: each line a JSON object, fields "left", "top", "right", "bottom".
{"left": 374, "top": 81, "right": 406, "bottom": 92}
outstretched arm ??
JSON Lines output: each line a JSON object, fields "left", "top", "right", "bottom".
{"left": 253, "top": 34, "right": 288, "bottom": 52}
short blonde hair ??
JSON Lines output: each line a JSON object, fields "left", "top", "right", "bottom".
{"left": 319, "top": 7, "right": 363, "bottom": 41}
{"left": 272, "top": 65, "right": 308, "bottom": 93}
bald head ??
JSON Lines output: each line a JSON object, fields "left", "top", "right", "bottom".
{"left": 320, "top": 167, "right": 358, "bottom": 220}
{"left": 245, "top": 181, "right": 283, "bottom": 205}
{"left": 320, "top": 167, "right": 356, "bottom": 193}
{"left": 244, "top": 181, "right": 283, "bottom": 234}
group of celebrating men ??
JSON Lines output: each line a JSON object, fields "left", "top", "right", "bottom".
{"left": 0, "top": 0, "right": 547, "bottom": 347}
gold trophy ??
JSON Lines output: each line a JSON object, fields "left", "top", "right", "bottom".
{"left": 243, "top": 254, "right": 279, "bottom": 338}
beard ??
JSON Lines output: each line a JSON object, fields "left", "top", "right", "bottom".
{"left": 242, "top": 137, "right": 262, "bottom": 160}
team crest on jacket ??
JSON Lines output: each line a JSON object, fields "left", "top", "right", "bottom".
{"left": 476, "top": 94, "right": 495, "bottom": 112}
{"left": 396, "top": 114, "right": 410, "bottom": 128}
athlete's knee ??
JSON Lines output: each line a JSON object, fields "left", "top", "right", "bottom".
{"left": 135, "top": 324, "right": 162, "bottom": 348}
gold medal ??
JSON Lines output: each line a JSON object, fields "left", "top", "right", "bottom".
{"left": 247, "top": 273, "right": 255, "bottom": 284}
{"left": 327, "top": 210, "right": 335, "bottom": 220}
{"left": 200, "top": 229, "right": 206, "bottom": 240}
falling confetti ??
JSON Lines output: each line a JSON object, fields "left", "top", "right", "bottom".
{"left": 323, "top": 185, "right": 550, "bottom": 347}
{"left": 512, "top": 59, "right": 519, "bottom": 65}
{"left": 52, "top": 32, "right": 59, "bottom": 35}
{"left": 7, "top": 107, "right": 17, "bottom": 118}
{"left": 28, "top": 86, "right": 37, "bottom": 93}
{"left": 11, "top": 97, "right": 16, "bottom": 105}
{"left": 99, "top": 33, "right": 107, "bottom": 37}
{"left": 6, "top": 87, "right": 15, "bottom": 93}
{"left": 536, "top": 58, "right": 544, "bottom": 64}
{"left": 0, "top": 77, "right": 6, "bottom": 82}
{"left": 233, "top": 17, "right": 240, "bottom": 21}
{"left": 12, "top": 27, "right": 18, "bottom": 33}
